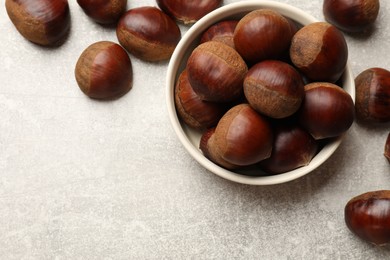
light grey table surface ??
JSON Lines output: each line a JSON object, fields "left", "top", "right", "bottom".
{"left": 1, "top": 0, "right": 390, "bottom": 259}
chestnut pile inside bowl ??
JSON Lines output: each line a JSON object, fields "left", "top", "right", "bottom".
{"left": 166, "top": 1, "right": 355, "bottom": 185}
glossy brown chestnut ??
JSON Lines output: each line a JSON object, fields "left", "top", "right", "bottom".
{"left": 298, "top": 82, "right": 355, "bottom": 140}
{"left": 75, "top": 41, "right": 133, "bottom": 99}
{"left": 186, "top": 41, "right": 248, "bottom": 102}
{"left": 200, "top": 127, "right": 238, "bottom": 170}
{"left": 156, "top": 0, "right": 222, "bottom": 24}
{"left": 233, "top": 9, "right": 293, "bottom": 64}
{"left": 175, "top": 70, "right": 228, "bottom": 130}
{"left": 290, "top": 22, "right": 348, "bottom": 83}
{"left": 5, "top": 0, "right": 70, "bottom": 46}
{"left": 200, "top": 104, "right": 273, "bottom": 167}
{"left": 77, "top": 0, "right": 127, "bottom": 24}
{"left": 200, "top": 20, "right": 239, "bottom": 49}
{"left": 116, "top": 7, "right": 181, "bottom": 62}
{"left": 345, "top": 190, "right": 390, "bottom": 246}
{"left": 323, "top": 0, "right": 380, "bottom": 33}
{"left": 243, "top": 60, "right": 305, "bottom": 119}
{"left": 355, "top": 68, "right": 390, "bottom": 123}
{"left": 385, "top": 133, "right": 390, "bottom": 162}
{"left": 259, "top": 124, "right": 318, "bottom": 174}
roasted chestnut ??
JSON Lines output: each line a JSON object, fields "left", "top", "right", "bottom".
{"left": 290, "top": 22, "right": 348, "bottom": 83}
{"left": 298, "top": 82, "right": 355, "bottom": 140}
{"left": 234, "top": 9, "right": 293, "bottom": 64}
{"left": 259, "top": 124, "right": 318, "bottom": 174}
{"left": 116, "top": 7, "right": 181, "bottom": 62}
{"left": 243, "top": 60, "right": 304, "bottom": 119}
{"left": 175, "top": 70, "right": 228, "bottom": 130}
{"left": 200, "top": 20, "right": 239, "bottom": 49}
{"left": 345, "top": 190, "right": 390, "bottom": 246}
{"left": 5, "top": 0, "right": 70, "bottom": 46}
{"left": 186, "top": 41, "right": 248, "bottom": 102}
{"left": 75, "top": 41, "right": 133, "bottom": 99}
{"left": 355, "top": 67, "right": 390, "bottom": 123}
{"left": 200, "top": 104, "right": 273, "bottom": 168}
{"left": 323, "top": 0, "right": 380, "bottom": 33}
{"left": 156, "top": 0, "right": 222, "bottom": 24}
{"left": 77, "top": 0, "right": 127, "bottom": 24}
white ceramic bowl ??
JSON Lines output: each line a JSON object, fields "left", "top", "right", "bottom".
{"left": 166, "top": 0, "right": 355, "bottom": 185}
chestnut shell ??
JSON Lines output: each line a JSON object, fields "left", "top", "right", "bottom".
{"left": 156, "top": 0, "right": 222, "bottom": 24}
{"left": 75, "top": 41, "right": 133, "bottom": 99}
{"left": 323, "top": 0, "right": 380, "bottom": 33}
{"left": 174, "top": 70, "right": 228, "bottom": 130}
{"left": 298, "top": 82, "right": 355, "bottom": 140}
{"left": 243, "top": 60, "right": 304, "bottom": 119}
{"left": 355, "top": 67, "right": 390, "bottom": 123}
{"left": 186, "top": 41, "right": 247, "bottom": 102}
{"left": 290, "top": 22, "right": 348, "bottom": 83}
{"left": 259, "top": 124, "right": 318, "bottom": 174}
{"left": 212, "top": 104, "right": 273, "bottom": 166}
{"left": 116, "top": 7, "right": 181, "bottom": 62}
{"left": 233, "top": 9, "right": 293, "bottom": 64}
{"left": 345, "top": 190, "right": 390, "bottom": 246}
{"left": 5, "top": 0, "right": 70, "bottom": 46}
{"left": 77, "top": 0, "right": 127, "bottom": 24}
{"left": 200, "top": 20, "right": 239, "bottom": 49}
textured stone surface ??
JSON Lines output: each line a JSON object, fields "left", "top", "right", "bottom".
{"left": 1, "top": 0, "right": 390, "bottom": 259}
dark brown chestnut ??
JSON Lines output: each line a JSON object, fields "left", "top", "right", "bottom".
{"left": 298, "top": 82, "right": 355, "bottom": 140}
{"left": 233, "top": 9, "right": 293, "bottom": 64}
{"left": 116, "top": 7, "right": 181, "bottom": 62}
{"left": 243, "top": 60, "right": 305, "bottom": 119}
{"left": 174, "top": 70, "right": 228, "bottom": 130}
{"left": 186, "top": 41, "right": 248, "bottom": 102}
{"left": 385, "top": 133, "right": 390, "bottom": 162}
{"left": 259, "top": 124, "right": 318, "bottom": 174}
{"left": 77, "top": 0, "right": 127, "bottom": 24}
{"left": 156, "top": 0, "right": 222, "bottom": 24}
{"left": 5, "top": 0, "right": 70, "bottom": 46}
{"left": 75, "top": 41, "right": 133, "bottom": 99}
{"left": 345, "top": 190, "right": 390, "bottom": 246}
{"left": 323, "top": 0, "right": 380, "bottom": 33}
{"left": 290, "top": 22, "right": 348, "bottom": 83}
{"left": 200, "top": 104, "right": 273, "bottom": 167}
{"left": 355, "top": 67, "right": 390, "bottom": 123}
{"left": 200, "top": 20, "right": 239, "bottom": 49}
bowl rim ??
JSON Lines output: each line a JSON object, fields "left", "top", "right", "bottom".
{"left": 166, "top": 0, "right": 355, "bottom": 185}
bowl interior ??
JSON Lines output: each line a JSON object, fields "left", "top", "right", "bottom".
{"left": 166, "top": 0, "right": 355, "bottom": 185}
